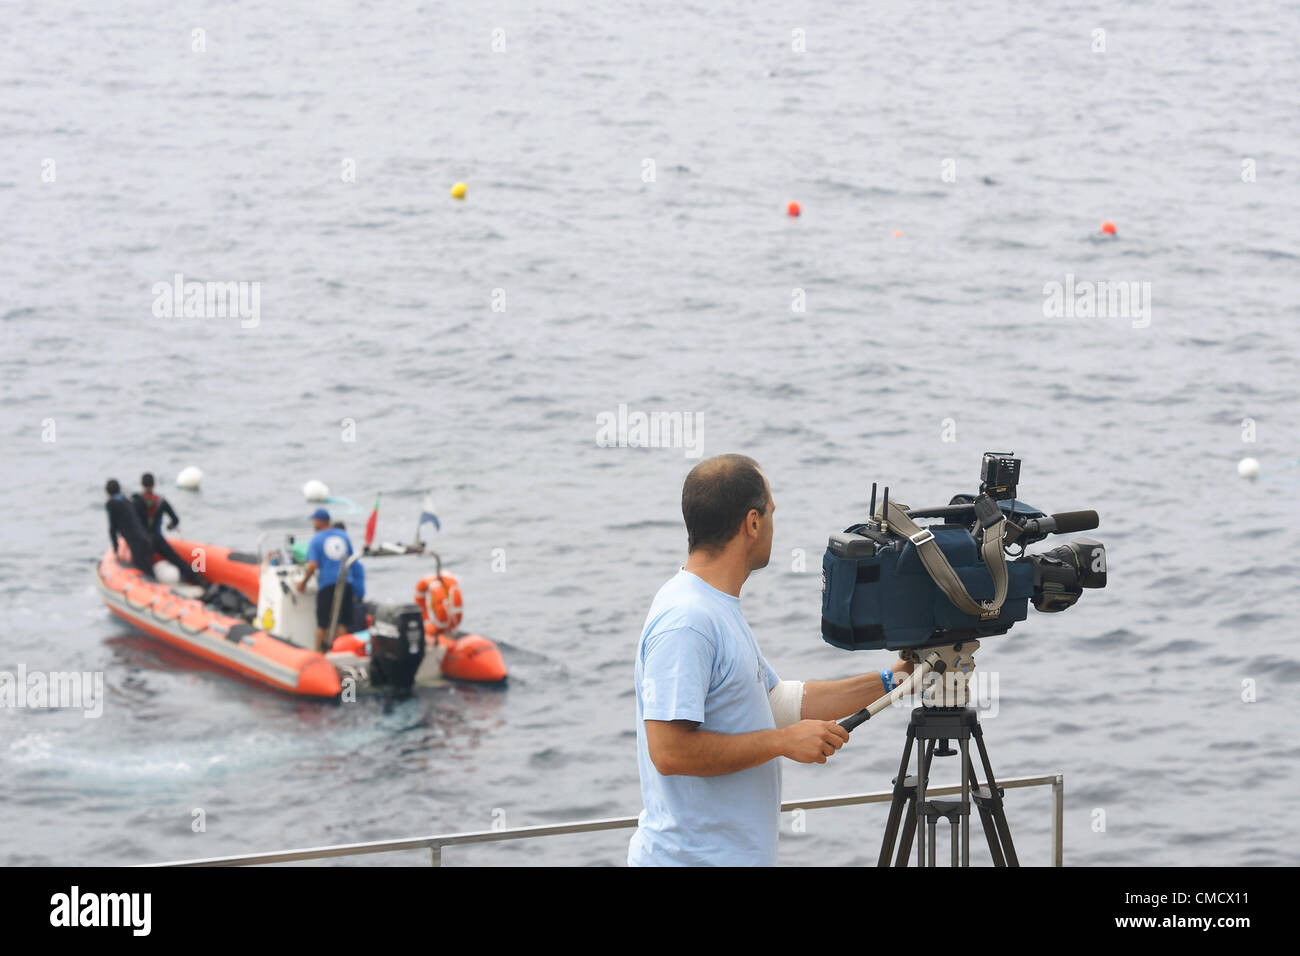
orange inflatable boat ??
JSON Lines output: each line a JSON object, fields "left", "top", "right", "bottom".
{"left": 97, "top": 535, "right": 507, "bottom": 700}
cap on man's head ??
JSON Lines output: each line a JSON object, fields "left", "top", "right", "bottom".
{"left": 311, "top": 508, "right": 331, "bottom": 522}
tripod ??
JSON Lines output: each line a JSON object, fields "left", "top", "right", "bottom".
{"left": 877, "top": 705, "right": 1017, "bottom": 866}
{"left": 839, "top": 640, "right": 1018, "bottom": 867}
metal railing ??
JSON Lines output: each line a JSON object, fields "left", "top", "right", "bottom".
{"left": 151, "top": 773, "right": 1063, "bottom": 867}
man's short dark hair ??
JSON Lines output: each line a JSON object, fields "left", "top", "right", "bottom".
{"left": 682, "top": 454, "right": 769, "bottom": 553}
{"left": 105, "top": 479, "right": 120, "bottom": 495}
{"left": 141, "top": 472, "right": 155, "bottom": 489}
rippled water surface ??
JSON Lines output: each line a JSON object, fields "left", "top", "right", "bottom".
{"left": 2, "top": 0, "right": 1298, "bottom": 865}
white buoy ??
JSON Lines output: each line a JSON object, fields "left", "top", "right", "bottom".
{"left": 303, "top": 479, "right": 330, "bottom": 502}
{"left": 177, "top": 466, "right": 203, "bottom": 490}
{"left": 1238, "top": 457, "right": 1260, "bottom": 480}
{"left": 153, "top": 562, "right": 181, "bottom": 584}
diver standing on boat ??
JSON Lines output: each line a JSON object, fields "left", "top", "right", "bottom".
{"left": 297, "top": 508, "right": 358, "bottom": 651}
{"left": 132, "top": 472, "right": 202, "bottom": 584}
{"left": 104, "top": 478, "right": 155, "bottom": 575}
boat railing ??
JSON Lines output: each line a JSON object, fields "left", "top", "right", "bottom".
{"left": 254, "top": 529, "right": 300, "bottom": 566}
{"left": 149, "top": 773, "right": 1064, "bottom": 866}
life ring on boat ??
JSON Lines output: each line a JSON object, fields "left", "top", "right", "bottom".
{"left": 414, "top": 573, "right": 463, "bottom": 635}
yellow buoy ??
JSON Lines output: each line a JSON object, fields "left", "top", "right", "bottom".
{"left": 451, "top": 182, "right": 467, "bottom": 200}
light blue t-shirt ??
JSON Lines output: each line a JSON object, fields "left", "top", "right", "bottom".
{"left": 306, "top": 528, "right": 353, "bottom": 588}
{"left": 628, "top": 569, "right": 781, "bottom": 867}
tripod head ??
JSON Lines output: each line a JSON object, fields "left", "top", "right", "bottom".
{"left": 840, "top": 640, "right": 982, "bottom": 732}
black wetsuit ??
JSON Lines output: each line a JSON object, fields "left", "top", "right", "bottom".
{"left": 132, "top": 491, "right": 201, "bottom": 583}
{"left": 106, "top": 494, "right": 155, "bottom": 574}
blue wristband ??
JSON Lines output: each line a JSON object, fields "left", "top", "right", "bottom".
{"left": 880, "top": 668, "right": 894, "bottom": 693}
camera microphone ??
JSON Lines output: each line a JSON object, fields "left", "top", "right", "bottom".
{"left": 1021, "top": 510, "right": 1098, "bottom": 537}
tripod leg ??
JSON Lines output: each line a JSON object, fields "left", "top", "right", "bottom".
{"left": 913, "top": 738, "right": 936, "bottom": 867}
{"left": 891, "top": 730, "right": 929, "bottom": 866}
{"left": 973, "top": 724, "right": 1019, "bottom": 867}
{"left": 892, "top": 790, "right": 918, "bottom": 866}
{"left": 877, "top": 725, "right": 916, "bottom": 867}
{"left": 964, "top": 744, "right": 1007, "bottom": 866}
{"left": 960, "top": 736, "right": 970, "bottom": 867}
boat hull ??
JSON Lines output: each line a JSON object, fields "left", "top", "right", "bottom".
{"left": 97, "top": 548, "right": 341, "bottom": 699}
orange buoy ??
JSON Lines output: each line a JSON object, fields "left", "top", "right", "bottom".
{"left": 787, "top": 201, "right": 801, "bottom": 217}
{"left": 438, "top": 632, "right": 507, "bottom": 683}
{"left": 892, "top": 229, "right": 902, "bottom": 237}
{"left": 1100, "top": 220, "right": 1117, "bottom": 235}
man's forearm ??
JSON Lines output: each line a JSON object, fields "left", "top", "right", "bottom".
{"left": 801, "top": 673, "right": 888, "bottom": 721}
{"left": 655, "top": 727, "right": 787, "bottom": 777}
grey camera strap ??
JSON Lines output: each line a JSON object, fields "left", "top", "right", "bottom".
{"left": 883, "top": 500, "right": 1008, "bottom": 620}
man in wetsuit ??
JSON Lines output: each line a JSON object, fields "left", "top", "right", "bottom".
{"left": 297, "top": 508, "right": 356, "bottom": 651}
{"left": 105, "top": 478, "right": 155, "bottom": 575}
{"left": 132, "top": 472, "right": 202, "bottom": 584}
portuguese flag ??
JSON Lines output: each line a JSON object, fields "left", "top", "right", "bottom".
{"left": 364, "top": 493, "right": 380, "bottom": 550}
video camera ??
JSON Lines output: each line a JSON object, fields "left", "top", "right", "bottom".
{"left": 821, "top": 452, "right": 1106, "bottom": 651}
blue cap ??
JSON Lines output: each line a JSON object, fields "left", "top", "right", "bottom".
{"left": 311, "top": 508, "right": 330, "bottom": 522}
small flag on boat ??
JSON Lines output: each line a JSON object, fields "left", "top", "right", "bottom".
{"left": 418, "top": 492, "right": 441, "bottom": 534}
{"left": 364, "top": 493, "right": 380, "bottom": 550}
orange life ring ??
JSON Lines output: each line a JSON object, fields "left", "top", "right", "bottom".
{"left": 413, "top": 573, "right": 463, "bottom": 635}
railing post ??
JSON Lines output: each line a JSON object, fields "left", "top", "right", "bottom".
{"left": 429, "top": 843, "right": 442, "bottom": 867}
{"left": 1051, "top": 774, "right": 1064, "bottom": 867}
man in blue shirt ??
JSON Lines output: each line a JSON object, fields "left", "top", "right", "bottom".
{"left": 332, "top": 521, "right": 366, "bottom": 601}
{"left": 333, "top": 520, "right": 367, "bottom": 630}
{"left": 629, "top": 454, "right": 913, "bottom": 866}
{"left": 297, "top": 508, "right": 357, "bottom": 651}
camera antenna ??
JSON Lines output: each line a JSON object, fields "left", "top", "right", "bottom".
{"left": 881, "top": 486, "right": 890, "bottom": 533}
{"left": 869, "top": 483, "right": 877, "bottom": 523}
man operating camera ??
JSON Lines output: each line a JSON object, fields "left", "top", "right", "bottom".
{"left": 629, "top": 454, "right": 912, "bottom": 866}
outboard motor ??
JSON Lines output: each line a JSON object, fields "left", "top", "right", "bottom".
{"left": 369, "top": 603, "right": 426, "bottom": 698}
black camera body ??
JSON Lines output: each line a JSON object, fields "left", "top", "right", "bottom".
{"left": 820, "top": 454, "right": 1106, "bottom": 651}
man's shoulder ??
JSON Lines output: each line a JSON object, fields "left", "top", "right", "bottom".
{"left": 643, "top": 575, "right": 726, "bottom": 645}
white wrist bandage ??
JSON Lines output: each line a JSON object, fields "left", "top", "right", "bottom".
{"left": 768, "top": 680, "right": 805, "bottom": 729}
